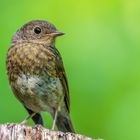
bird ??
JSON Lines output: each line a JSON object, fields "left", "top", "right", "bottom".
{"left": 6, "top": 20, "right": 75, "bottom": 133}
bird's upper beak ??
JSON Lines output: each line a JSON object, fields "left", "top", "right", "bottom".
{"left": 50, "top": 31, "right": 65, "bottom": 38}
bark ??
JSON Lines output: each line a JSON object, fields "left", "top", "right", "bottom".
{"left": 0, "top": 123, "right": 103, "bottom": 140}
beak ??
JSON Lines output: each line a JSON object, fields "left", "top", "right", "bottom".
{"left": 50, "top": 31, "right": 65, "bottom": 37}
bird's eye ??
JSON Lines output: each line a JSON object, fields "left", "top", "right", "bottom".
{"left": 34, "top": 27, "right": 41, "bottom": 34}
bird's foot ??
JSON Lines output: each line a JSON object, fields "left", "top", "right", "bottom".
{"left": 20, "top": 119, "right": 28, "bottom": 125}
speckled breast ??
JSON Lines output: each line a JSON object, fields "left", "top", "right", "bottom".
{"left": 6, "top": 43, "right": 64, "bottom": 113}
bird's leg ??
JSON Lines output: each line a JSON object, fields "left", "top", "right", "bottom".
{"left": 52, "top": 110, "right": 58, "bottom": 130}
{"left": 21, "top": 112, "right": 36, "bottom": 124}
{"left": 52, "top": 105, "right": 61, "bottom": 130}
{"left": 24, "top": 106, "right": 44, "bottom": 126}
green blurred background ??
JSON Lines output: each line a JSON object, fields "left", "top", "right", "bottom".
{"left": 0, "top": 0, "right": 140, "bottom": 139}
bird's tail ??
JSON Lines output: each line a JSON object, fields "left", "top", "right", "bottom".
{"left": 56, "top": 113, "right": 75, "bottom": 133}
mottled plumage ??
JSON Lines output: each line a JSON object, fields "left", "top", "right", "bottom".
{"left": 6, "top": 20, "right": 74, "bottom": 132}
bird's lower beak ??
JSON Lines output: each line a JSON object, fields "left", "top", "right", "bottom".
{"left": 50, "top": 31, "right": 65, "bottom": 37}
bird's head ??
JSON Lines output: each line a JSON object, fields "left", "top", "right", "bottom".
{"left": 12, "top": 20, "right": 64, "bottom": 46}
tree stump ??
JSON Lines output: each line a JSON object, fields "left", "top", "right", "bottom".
{"left": 0, "top": 123, "right": 103, "bottom": 140}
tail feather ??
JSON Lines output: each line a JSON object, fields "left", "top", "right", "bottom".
{"left": 56, "top": 113, "right": 75, "bottom": 133}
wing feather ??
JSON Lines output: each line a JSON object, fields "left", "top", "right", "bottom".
{"left": 45, "top": 46, "right": 70, "bottom": 112}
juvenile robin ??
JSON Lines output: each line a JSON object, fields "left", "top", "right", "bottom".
{"left": 6, "top": 20, "right": 74, "bottom": 132}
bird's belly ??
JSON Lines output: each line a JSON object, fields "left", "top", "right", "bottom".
{"left": 14, "top": 73, "right": 64, "bottom": 113}
{"left": 22, "top": 94, "right": 53, "bottom": 113}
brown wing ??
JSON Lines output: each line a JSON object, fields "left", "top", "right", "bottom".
{"left": 46, "top": 46, "right": 70, "bottom": 112}
{"left": 56, "top": 56, "right": 70, "bottom": 112}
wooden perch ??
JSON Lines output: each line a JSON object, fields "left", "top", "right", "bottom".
{"left": 0, "top": 123, "right": 102, "bottom": 140}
